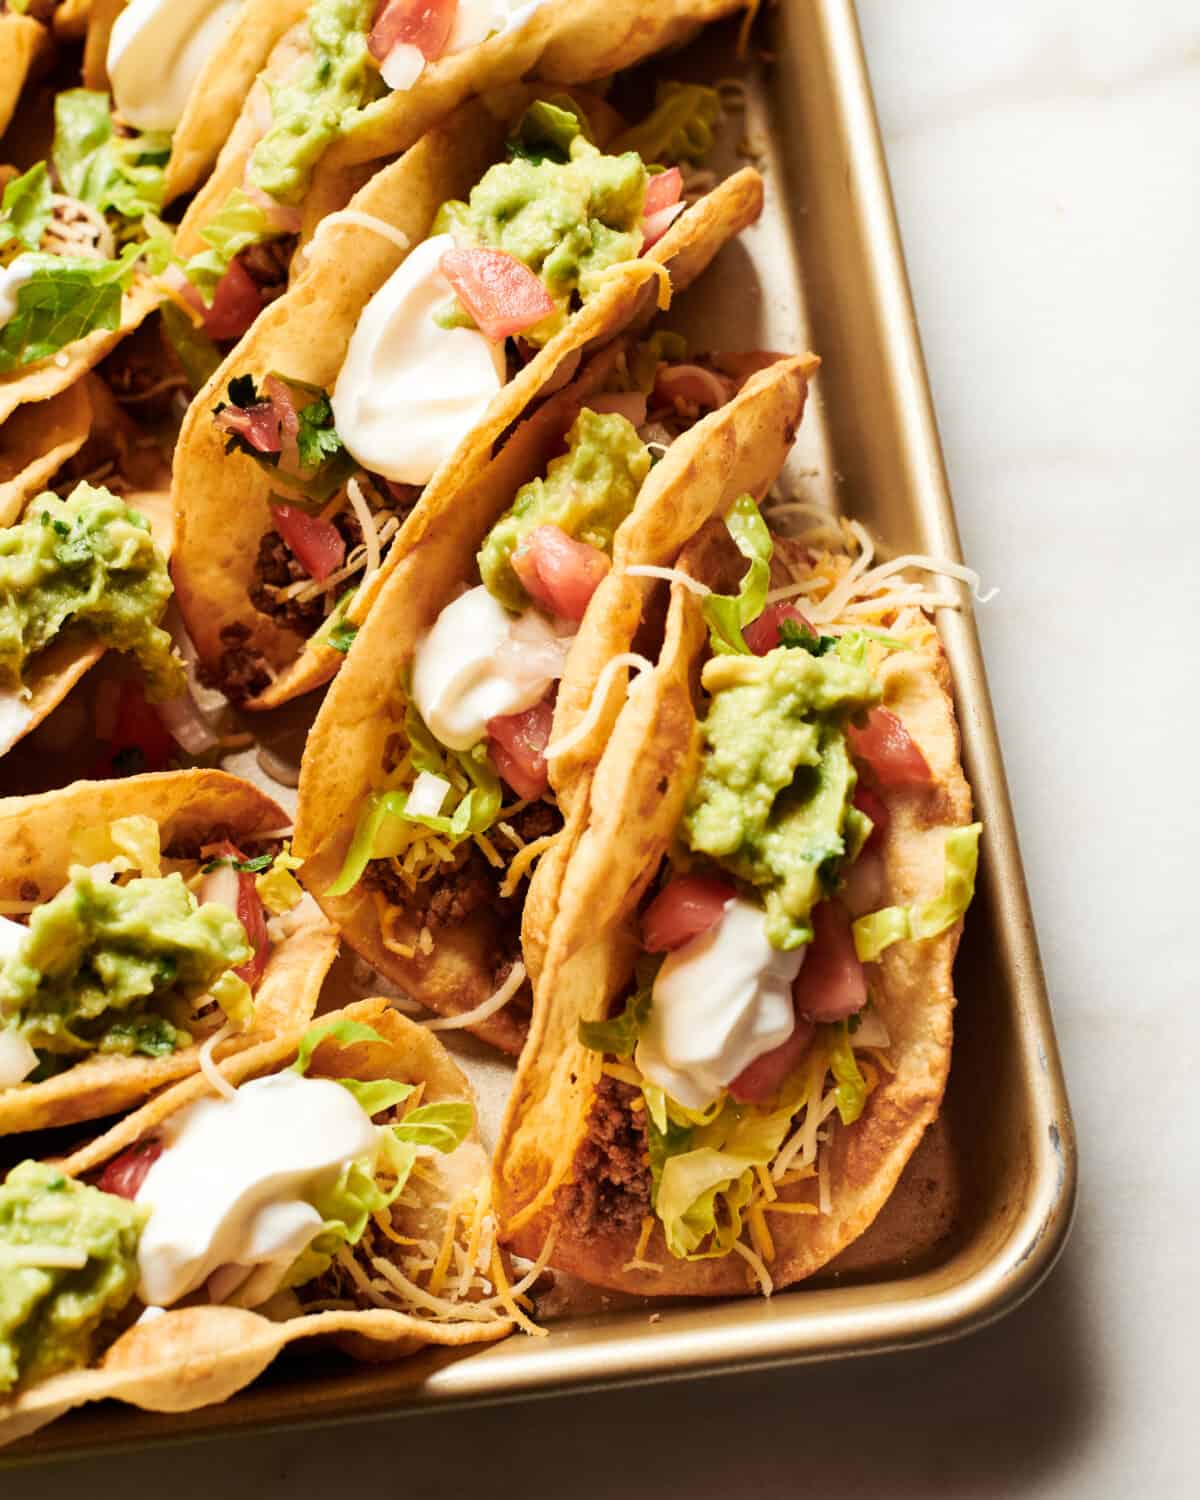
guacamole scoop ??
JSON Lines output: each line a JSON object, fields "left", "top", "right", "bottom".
{"left": 0, "top": 482, "right": 182, "bottom": 698}
{"left": 0, "top": 868, "right": 253, "bottom": 1064}
{"left": 0, "top": 1161, "right": 146, "bottom": 1394}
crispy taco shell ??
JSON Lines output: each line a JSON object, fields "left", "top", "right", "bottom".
{"left": 0, "top": 768, "right": 339, "bottom": 1135}
{"left": 172, "top": 82, "right": 762, "bottom": 710}
{"left": 0, "top": 381, "right": 93, "bottom": 528}
{"left": 0, "top": 486, "right": 173, "bottom": 759}
{"left": 0, "top": 999, "right": 511, "bottom": 1450}
{"left": 497, "top": 520, "right": 974, "bottom": 1294}
{"left": 0, "top": 11, "right": 50, "bottom": 138}
{"left": 292, "top": 355, "right": 815, "bottom": 1053}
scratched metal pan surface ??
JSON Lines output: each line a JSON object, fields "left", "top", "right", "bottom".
{"left": 4, "top": 0, "right": 1075, "bottom": 1465}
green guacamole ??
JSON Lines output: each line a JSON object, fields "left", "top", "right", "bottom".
{"left": 0, "top": 1161, "right": 146, "bottom": 1394}
{"left": 0, "top": 868, "right": 252, "bottom": 1062}
{"left": 438, "top": 129, "right": 648, "bottom": 346}
{"left": 0, "top": 482, "right": 182, "bottom": 698}
{"left": 479, "top": 408, "right": 650, "bottom": 612}
{"left": 683, "top": 648, "right": 881, "bottom": 949}
{"left": 248, "top": 0, "right": 379, "bottom": 206}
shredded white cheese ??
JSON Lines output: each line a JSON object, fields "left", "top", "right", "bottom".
{"left": 543, "top": 653, "right": 655, "bottom": 762}
{"left": 423, "top": 962, "right": 526, "bottom": 1032}
{"left": 730, "top": 1237, "right": 774, "bottom": 1296}
{"left": 312, "top": 210, "right": 410, "bottom": 255}
{"left": 198, "top": 1023, "right": 237, "bottom": 1101}
{"left": 346, "top": 477, "right": 382, "bottom": 585}
{"left": 623, "top": 564, "right": 712, "bottom": 596}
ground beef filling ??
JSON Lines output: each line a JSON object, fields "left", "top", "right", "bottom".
{"left": 363, "top": 799, "right": 562, "bottom": 979}
{"left": 198, "top": 622, "right": 272, "bottom": 705}
{"left": 560, "top": 1077, "right": 652, "bottom": 1239}
{"left": 250, "top": 509, "right": 364, "bottom": 636}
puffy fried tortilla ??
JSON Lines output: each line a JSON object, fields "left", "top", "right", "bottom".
{"left": 291, "top": 356, "right": 815, "bottom": 1054}
{"left": 0, "top": 382, "right": 93, "bottom": 529}
{"left": 0, "top": 769, "right": 340, "bottom": 1135}
{"left": 0, "top": 11, "right": 50, "bottom": 139}
{"left": 0, "top": 999, "right": 512, "bottom": 1450}
{"left": 171, "top": 82, "right": 764, "bottom": 710}
{"left": 496, "top": 523, "right": 975, "bottom": 1296}
{"left": 0, "top": 486, "right": 174, "bottom": 760}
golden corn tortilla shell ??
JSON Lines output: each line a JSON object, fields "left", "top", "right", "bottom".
{"left": 0, "top": 999, "right": 511, "bottom": 1450}
{"left": 171, "top": 75, "right": 761, "bottom": 712}
{"left": 0, "top": 768, "right": 340, "bottom": 1135}
{"left": 52, "top": 0, "right": 92, "bottom": 42}
{"left": 0, "top": 276, "right": 160, "bottom": 429}
{"left": 0, "top": 487, "right": 173, "bottom": 760}
{"left": 0, "top": 381, "right": 93, "bottom": 528}
{"left": 496, "top": 537, "right": 974, "bottom": 1295}
{"left": 291, "top": 346, "right": 800, "bottom": 1048}
{"left": 0, "top": 12, "right": 50, "bottom": 139}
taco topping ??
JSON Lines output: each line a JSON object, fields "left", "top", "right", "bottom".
{"left": 0, "top": 483, "right": 182, "bottom": 699}
{"left": 0, "top": 1161, "right": 146, "bottom": 1395}
{"left": 106, "top": 0, "right": 240, "bottom": 134}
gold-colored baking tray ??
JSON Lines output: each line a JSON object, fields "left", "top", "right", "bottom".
{"left": 2, "top": 0, "right": 1075, "bottom": 1464}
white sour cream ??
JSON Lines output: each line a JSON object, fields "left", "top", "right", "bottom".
{"left": 108, "top": 0, "right": 240, "bottom": 133}
{"left": 0, "top": 257, "right": 34, "bottom": 331}
{"left": 636, "top": 898, "right": 805, "bottom": 1112}
{"left": 412, "top": 585, "right": 563, "bottom": 751}
{"left": 331, "top": 233, "right": 506, "bottom": 486}
{"left": 135, "top": 1071, "right": 380, "bottom": 1308}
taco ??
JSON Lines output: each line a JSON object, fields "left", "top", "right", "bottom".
{"left": 0, "top": 479, "right": 180, "bottom": 758}
{"left": 0, "top": 997, "right": 525, "bottom": 1449}
{"left": 0, "top": 768, "right": 340, "bottom": 1136}
{"left": 495, "top": 499, "right": 981, "bottom": 1295}
{"left": 171, "top": 85, "right": 763, "bottom": 710}
{"left": 291, "top": 343, "right": 815, "bottom": 1054}
{"left": 169, "top": 0, "right": 749, "bottom": 336}
{"left": 0, "top": 7, "right": 51, "bottom": 140}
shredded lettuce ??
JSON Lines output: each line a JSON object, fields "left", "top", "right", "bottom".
{"left": 328, "top": 702, "right": 502, "bottom": 897}
{"left": 701, "top": 494, "right": 773, "bottom": 655}
{"left": 852, "top": 822, "right": 982, "bottom": 961}
{"left": 506, "top": 97, "right": 591, "bottom": 164}
{"left": 392, "top": 1101, "right": 473, "bottom": 1154}
{"left": 827, "top": 1020, "right": 867, "bottom": 1125}
{"left": 160, "top": 300, "right": 221, "bottom": 392}
{"left": 184, "top": 188, "right": 274, "bottom": 302}
{"left": 612, "top": 82, "right": 722, "bottom": 165}
{"left": 52, "top": 90, "right": 169, "bottom": 224}
{"left": 0, "top": 243, "right": 144, "bottom": 373}
{"left": 0, "top": 163, "right": 53, "bottom": 255}
{"left": 578, "top": 989, "right": 650, "bottom": 1059}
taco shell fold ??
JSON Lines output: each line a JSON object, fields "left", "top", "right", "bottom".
{"left": 0, "top": 12, "right": 50, "bottom": 139}
{"left": 0, "top": 769, "right": 340, "bottom": 1134}
{"left": 0, "top": 381, "right": 93, "bottom": 529}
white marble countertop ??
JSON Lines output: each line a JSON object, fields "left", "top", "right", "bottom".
{"left": 18, "top": 1, "right": 1198, "bottom": 1493}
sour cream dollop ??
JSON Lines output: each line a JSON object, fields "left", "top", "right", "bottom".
{"left": 636, "top": 898, "right": 805, "bottom": 1112}
{"left": 134, "top": 1071, "right": 380, "bottom": 1308}
{"left": 332, "top": 233, "right": 506, "bottom": 486}
{"left": 0, "top": 256, "right": 34, "bottom": 331}
{"left": 108, "top": 0, "right": 240, "bottom": 133}
{"left": 412, "top": 585, "right": 566, "bottom": 751}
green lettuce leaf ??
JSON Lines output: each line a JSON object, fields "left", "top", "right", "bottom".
{"left": 184, "top": 188, "right": 274, "bottom": 301}
{"left": 612, "top": 82, "right": 722, "bottom": 165}
{"left": 52, "top": 90, "right": 169, "bottom": 224}
{"left": 392, "top": 1101, "right": 473, "bottom": 1154}
{"left": 0, "top": 244, "right": 142, "bottom": 373}
{"left": 0, "top": 163, "right": 53, "bottom": 254}
{"left": 701, "top": 493, "right": 773, "bottom": 655}
{"left": 852, "top": 822, "right": 982, "bottom": 961}
{"left": 827, "top": 1020, "right": 867, "bottom": 1125}
{"left": 291, "top": 1016, "right": 392, "bottom": 1078}
{"left": 578, "top": 956, "right": 660, "bottom": 1057}
{"left": 506, "top": 97, "right": 591, "bottom": 164}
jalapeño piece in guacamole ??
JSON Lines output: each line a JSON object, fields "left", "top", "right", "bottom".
{"left": 0, "top": 1160, "right": 146, "bottom": 1394}
{"left": 0, "top": 868, "right": 253, "bottom": 1063}
{"left": 437, "top": 103, "right": 649, "bottom": 347}
{"left": 478, "top": 408, "right": 651, "bottom": 612}
{"left": 0, "top": 482, "right": 183, "bottom": 698}
{"left": 683, "top": 648, "right": 882, "bottom": 949}
{"left": 247, "top": 0, "right": 381, "bottom": 206}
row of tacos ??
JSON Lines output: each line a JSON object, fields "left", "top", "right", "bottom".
{"left": 0, "top": 0, "right": 983, "bottom": 1453}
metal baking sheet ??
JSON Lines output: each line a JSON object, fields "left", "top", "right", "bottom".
{"left": 2, "top": 0, "right": 1076, "bottom": 1464}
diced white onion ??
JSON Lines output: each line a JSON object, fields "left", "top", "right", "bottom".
{"left": 0, "top": 1029, "right": 38, "bottom": 1088}
{"left": 407, "top": 771, "right": 451, "bottom": 819}
{"left": 850, "top": 1009, "right": 891, "bottom": 1050}
{"left": 380, "top": 41, "right": 425, "bottom": 91}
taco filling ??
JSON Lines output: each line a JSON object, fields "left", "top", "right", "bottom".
{"left": 0, "top": 1012, "right": 489, "bottom": 1395}
{"left": 562, "top": 500, "right": 982, "bottom": 1272}
{"left": 0, "top": 814, "right": 305, "bottom": 1089}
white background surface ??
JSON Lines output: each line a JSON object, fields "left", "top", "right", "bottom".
{"left": 18, "top": 1, "right": 1199, "bottom": 1493}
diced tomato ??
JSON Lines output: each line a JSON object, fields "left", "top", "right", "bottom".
{"left": 792, "top": 902, "right": 868, "bottom": 1023}
{"left": 262, "top": 376, "right": 301, "bottom": 471}
{"left": 270, "top": 504, "right": 345, "bottom": 582}
{"left": 642, "top": 874, "right": 737, "bottom": 953}
{"left": 642, "top": 201, "right": 687, "bottom": 250}
{"left": 369, "top": 0, "right": 457, "bottom": 64}
{"left": 202, "top": 257, "right": 266, "bottom": 342}
{"left": 511, "top": 524, "right": 610, "bottom": 622}
{"left": 852, "top": 783, "right": 890, "bottom": 851}
{"left": 97, "top": 1140, "right": 162, "bottom": 1200}
{"left": 207, "top": 841, "right": 270, "bottom": 989}
{"left": 488, "top": 696, "right": 554, "bottom": 801}
{"left": 743, "top": 601, "right": 818, "bottom": 656}
{"left": 847, "top": 707, "right": 932, "bottom": 789}
{"left": 439, "top": 247, "right": 555, "bottom": 342}
{"left": 653, "top": 363, "right": 735, "bottom": 411}
{"left": 643, "top": 168, "right": 683, "bottom": 218}
{"left": 214, "top": 399, "right": 281, "bottom": 454}
{"left": 729, "top": 1016, "right": 816, "bottom": 1103}
{"left": 90, "top": 680, "right": 176, "bottom": 779}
